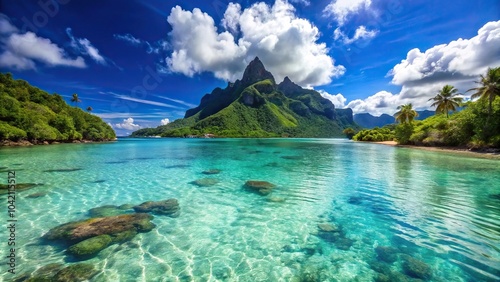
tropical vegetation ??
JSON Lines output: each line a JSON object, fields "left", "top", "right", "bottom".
{"left": 0, "top": 73, "right": 115, "bottom": 144}
{"left": 353, "top": 67, "right": 500, "bottom": 148}
{"left": 429, "top": 85, "right": 463, "bottom": 118}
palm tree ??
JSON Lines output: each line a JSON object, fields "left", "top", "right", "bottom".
{"left": 86, "top": 106, "right": 93, "bottom": 113}
{"left": 428, "top": 85, "right": 463, "bottom": 118}
{"left": 394, "top": 103, "right": 418, "bottom": 124}
{"left": 71, "top": 93, "right": 81, "bottom": 108}
{"left": 467, "top": 67, "right": 500, "bottom": 115}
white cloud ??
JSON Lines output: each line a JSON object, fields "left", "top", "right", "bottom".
{"left": 334, "top": 25, "right": 378, "bottom": 44}
{"left": 323, "top": 0, "right": 372, "bottom": 26}
{"left": 0, "top": 32, "right": 86, "bottom": 70}
{"left": 346, "top": 91, "right": 404, "bottom": 116}
{"left": 390, "top": 20, "right": 500, "bottom": 86}
{"left": 0, "top": 14, "right": 18, "bottom": 34}
{"left": 66, "top": 28, "right": 106, "bottom": 65}
{"left": 166, "top": 0, "right": 345, "bottom": 87}
{"left": 222, "top": 3, "right": 241, "bottom": 34}
{"left": 113, "top": 33, "right": 141, "bottom": 46}
{"left": 105, "top": 92, "right": 183, "bottom": 109}
{"left": 114, "top": 118, "right": 141, "bottom": 131}
{"left": 346, "top": 20, "right": 500, "bottom": 117}
{"left": 160, "top": 118, "right": 170, "bottom": 125}
{"left": 290, "top": 0, "right": 310, "bottom": 6}
{"left": 318, "top": 90, "right": 347, "bottom": 108}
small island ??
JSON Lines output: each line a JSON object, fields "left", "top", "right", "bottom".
{"left": 0, "top": 73, "right": 115, "bottom": 146}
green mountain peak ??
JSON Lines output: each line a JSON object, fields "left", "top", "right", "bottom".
{"left": 132, "top": 59, "right": 357, "bottom": 138}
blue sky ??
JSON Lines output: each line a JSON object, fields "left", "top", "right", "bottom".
{"left": 0, "top": 0, "right": 499, "bottom": 136}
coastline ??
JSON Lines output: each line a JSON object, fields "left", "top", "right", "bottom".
{"left": 372, "top": 141, "right": 500, "bottom": 160}
{"left": 1, "top": 139, "right": 118, "bottom": 147}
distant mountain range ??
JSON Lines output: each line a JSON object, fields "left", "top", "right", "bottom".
{"left": 132, "top": 57, "right": 357, "bottom": 138}
{"left": 354, "top": 110, "right": 435, "bottom": 129}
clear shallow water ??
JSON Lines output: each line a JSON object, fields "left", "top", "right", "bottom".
{"left": 0, "top": 138, "right": 499, "bottom": 281}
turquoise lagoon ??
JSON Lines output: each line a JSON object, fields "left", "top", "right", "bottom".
{"left": 0, "top": 138, "right": 499, "bottom": 281}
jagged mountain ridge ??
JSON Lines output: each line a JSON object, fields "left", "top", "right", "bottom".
{"left": 132, "top": 57, "right": 357, "bottom": 138}
{"left": 354, "top": 110, "right": 435, "bottom": 129}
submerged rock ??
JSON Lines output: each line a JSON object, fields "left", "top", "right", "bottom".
{"left": 43, "top": 213, "right": 155, "bottom": 243}
{"left": 317, "top": 223, "right": 339, "bottom": 233}
{"left": 67, "top": 235, "right": 112, "bottom": 258}
{"left": 190, "top": 178, "right": 219, "bottom": 187}
{"left": 402, "top": 256, "right": 432, "bottom": 280}
{"left": 26, "top": 192, "right": 48, "bottom": 198}
{"left": 52, "top": 263, "right": 97, "bottom": 282}
{"left": 375, "top": 246, "right": 399, "bottom": 263}
{"left": 0, "top": 183, "right": 44, "bottom": 194}
{"left": 133, "top": 199, "right": 180, "bottom": 217}
{"left": 202, "top": 169, "right": 221, "bottom": 175}
{"left": 22, "top": 263, "right": 64, "bottom": 282}
{"left": 244, "top": 180, "right": 276, "bottom": 195}
{"left": 43, "top": 168, "right": 82, "bottom": 173}
{"left": 334, "top": 237, "right": 354, "bottom": 250}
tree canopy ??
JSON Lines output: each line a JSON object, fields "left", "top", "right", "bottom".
{"left": 0, "top": 73, "right": 115, "bottom": 144}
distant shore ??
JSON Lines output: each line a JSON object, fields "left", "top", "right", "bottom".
{"left": 1, "top": 139, "right": 117, "bottom": 147}
{"left": 372, "top": 141, "right": 500, "bottom": 160}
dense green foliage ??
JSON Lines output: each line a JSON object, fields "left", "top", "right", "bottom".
{"left": 132, "top": 59, "right": 357, "bottom": 138}
{"left": 0, "top": 73, "right": 115, "bottom": 143}
{"left": 353, "top": 89, "right": 500, "bottom": 147}
{"left": 353, "top": 126, "right": 394, "bottom": 142}
{"left": 353, "top": 67, "right": 500, "bottom": 147}
{"left": 428, "top": 85, "right": 463, "bottom": 118}
{"left": 394, "top": 104, "right": 419, "bottom": 124}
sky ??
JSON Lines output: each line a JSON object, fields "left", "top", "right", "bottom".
{"left": 0, "top": 0, "right": 499, "bottom": 136}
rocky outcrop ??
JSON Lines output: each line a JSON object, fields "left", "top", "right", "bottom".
{"left": 244, "top": 180, "right": 276, "bottom": 195}
{"left": 191, "top": 178, "right": 219, "bottom": 187}
{"left": 133, "top": 199, "right": 180, "bottom": 217}
{"left": 241, "top": 57, "right": 275, "bottom": 87}
{"left": 43, "top": 213, "right": 155, "bottom": 243}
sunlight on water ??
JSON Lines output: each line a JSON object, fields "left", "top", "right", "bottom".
{"left": 1, "top": 138, "right": 499, "bottom": 281}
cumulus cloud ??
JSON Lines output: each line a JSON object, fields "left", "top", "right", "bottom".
{"left": 66, "top": 28, "right": 106, "bottom": 65}
{"left": 323, "top": 0, "right": 372, "bottom": 26}
{"left": 160, "top": 118, "right": 170, "bottom": 125}
{"left": 166, "top": 0, "right": 345, "bottom": 87}
{"left": 390, "top": 20, "right": 500, "bottom": 86}
{"left": 0, "top": 31, "right": 86, "bottom": 70}
{"left": 344, "top": 20, "right": 500, "bottom": 117}
{"left": 0, "top": 14, "right": 17, "bottom": 34}
{"left": 318, "top": 90, "right": 347, "bottom": 108}
{"left": 334, "top": 25, "right": 378, "bottom": 44}
{"left": 114, "top": 118, "right": 141, "bottom": 130}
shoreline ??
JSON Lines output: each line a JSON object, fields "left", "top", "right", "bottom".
{"left": 0, "top": 139, "right": 117, "bottom": 147}
{"left": 372, "top": 141, "right": 500, "bottom": 160}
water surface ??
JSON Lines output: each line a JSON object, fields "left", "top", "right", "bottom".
{"left": 0, "top": 138, "right": 499, "bottom": 281}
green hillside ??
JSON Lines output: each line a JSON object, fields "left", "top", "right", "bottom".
{"left": 132, "top": 57, "right": 357, "bottom": 138}
{"left": 0, "top": 73, "right": 115, "bottom": 144}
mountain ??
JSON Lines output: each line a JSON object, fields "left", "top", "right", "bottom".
{"left": 0, "top": 73, "right": 115, "bottom": 145}
{"left": 132, "top": 57, "right": 357, "bottom": 138}
{"left": 354, "top": 110, "right": 436, "bottom": 129}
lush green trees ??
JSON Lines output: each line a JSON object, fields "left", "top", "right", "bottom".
{"left": 71, "top": 93, "right": 81, "bottom": 108}
{"left": 429, "top": 85, "right": 463, "bottom": 118}
{"left": 394, "top": 104, "right": 419, "bottom": 124}
{"left": 467, "top": 67, "right": 500, "bottom": 115}
{"left": 343, "top": 127, "right": 357, "bottom": 139}
{"left": 0, "top": 73, "right": 115, "bottom": 143}
{"left": 353, "top": 126, "right": 394, "bottom": 142}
